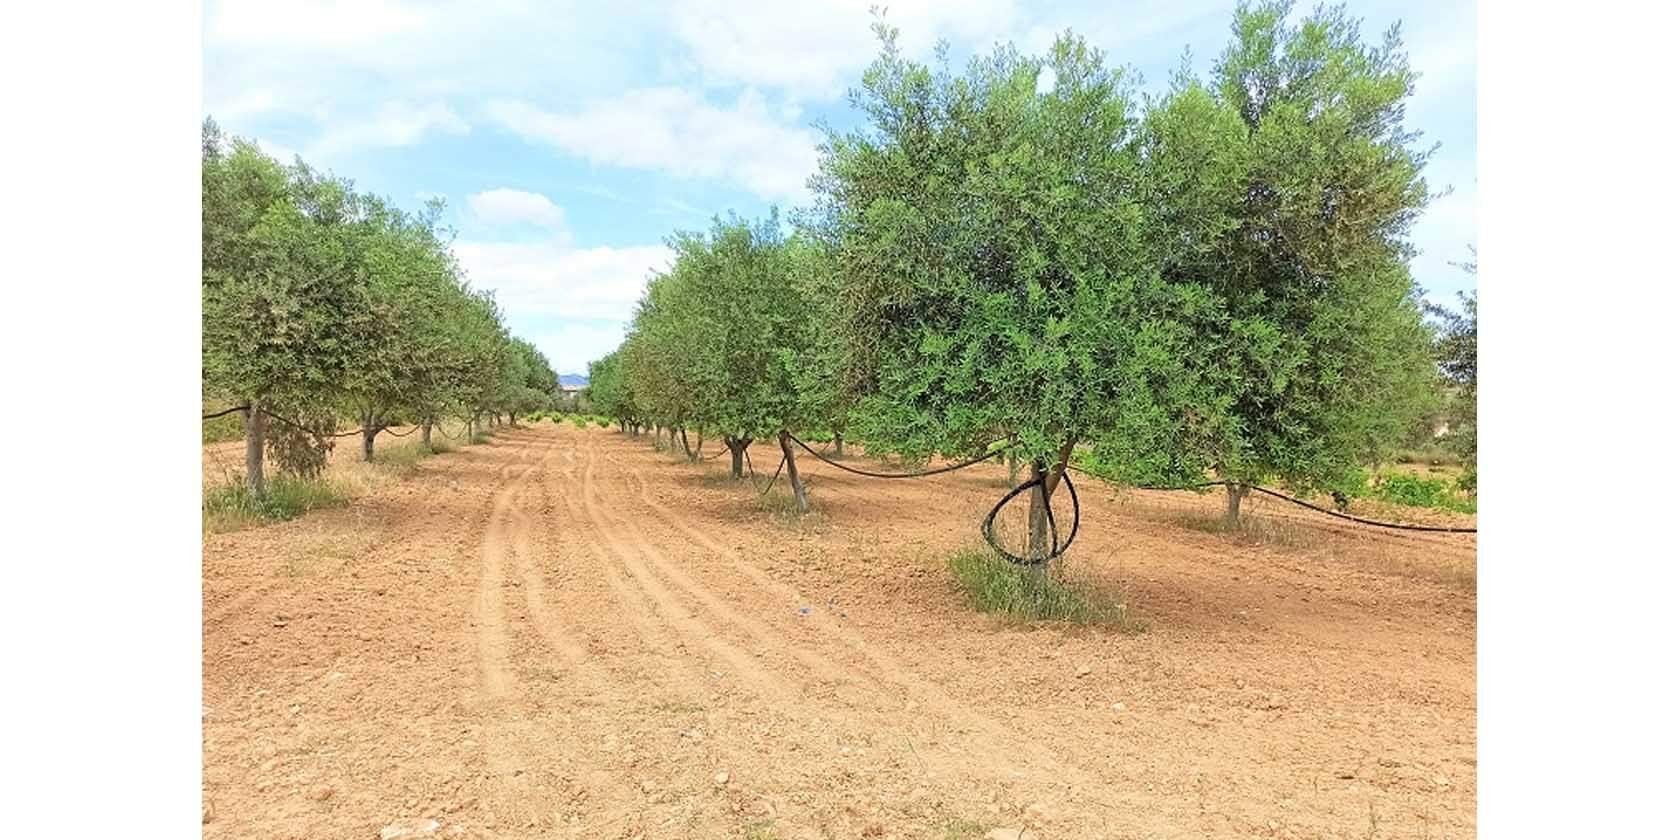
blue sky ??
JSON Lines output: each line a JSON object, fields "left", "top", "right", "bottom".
{"left": 203, "top": 0, "right": 1476, "bottom": 376}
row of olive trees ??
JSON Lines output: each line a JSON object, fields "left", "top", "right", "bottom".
{"left": 588, "top": 2, "right": 1454, "bottom": 550}
{"left": 202, "top": 119, "right": 560, "bottom": 497}
{"left": 582, "top": 214, "right": 842, "bottom": 513}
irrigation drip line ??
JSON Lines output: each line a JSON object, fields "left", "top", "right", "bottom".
{"left": 201, "top": 405, "right": 251, "bottom": 421}
{"left": 786, "top": 433, "right": 1010, "bottom": 479}
{"left": 244, "top": 408, "right": 438, "bottom": 443}
{"left": 250, "top": 408, "right": 367, "bottom": 439}
{"left": 1064, "top": 464, "right": 1476, "bottom": 534}
{"left": 1243, "top": 484, "right": 1477, "bottom": 533}
{"left": 982, "top": 470, "right": 1082, "bottom": 566}
{"left": 204, "top": 404, "right": 456, "bottom": 446}
{"left": 788, "top": 432, "right": 1074, "bottom": 564}
{"left": 434, "top": 420, "right": 467, "bottom": 441}
{"left": 757, "top": 452, "right": 788, "bottom": 495}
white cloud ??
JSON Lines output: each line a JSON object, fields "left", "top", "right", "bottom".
{"left": 466, "top": 188, "right": 567, "bottom": 230}
{"left": 206, "top": 0, "right": 434, "bottom": 49}
{"left": 211, "top": 89, "right": 282, "bottom": 121}
{"left": 489, "top": 89, "right": 819, "bottom": 203}
{"left": 453, "top": 239, "right": 673, "bottom": 324}
{"left": 670, "top": 0, "right": 1020, "bottom": 101}
{"left": 253, "top": 137, "right": 300, "bottom": 164}
{"left": 523, "top": 321, "right": 631, "bottom": 378}
{"left": 314, "top": 101, "right": 468, "bottom": 155}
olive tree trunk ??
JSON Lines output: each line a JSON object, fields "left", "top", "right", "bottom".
{"left": 832, "top": 430, "right": 844, "bottom": 457}
{"left": 779, "top": 431, "right": 810, "bottom": 514}
{"left": 421, "top": 420, "right": 433, "bottom": 451}
{"left": 244, "top": 403, "right": 267, "bottom": 497}
{"left": 726, "top": 436, "right": 750, "bottom": 478}
{"left": 680, "top": 427, "right": 695, "bottom": 460}
{"left": 361, "top": 420, "right": 379, "bottom": 462}
{"left": 1224, "top": 481, "right": 1248, "bottom": 527}
{"left": 1026, "top": 439, "right": 1077, "bottom": 563}
{"left": 1027, "top": 462, "right": 1052, "bottom": 561}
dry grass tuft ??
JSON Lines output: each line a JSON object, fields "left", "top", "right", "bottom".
{"left": 947, "top": 545, "right": 1144, "bottom": 629}
{"left": 202, "top": 476, "right": 348, "bottom": 532}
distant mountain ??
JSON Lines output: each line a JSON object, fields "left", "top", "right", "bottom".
{"left": 558, "top": 373, "right": 588, "bottom": 387}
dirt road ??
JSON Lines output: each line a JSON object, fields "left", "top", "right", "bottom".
{"left": 202, "top": 424, "right": 1476, "bottom": 838}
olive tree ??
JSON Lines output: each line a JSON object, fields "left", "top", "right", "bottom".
{"left": 1426, "top": 252, "right": 1477, "bottom": 472}
{"left": 811, "top": 29, "right": 1214, "bottom": 557}
{"left": 584, "top": 349, "right": 634, "bottom": 432}
{"left": 202, "top": 120, "right": 355, "bottom": 496}
{"left": 494, "top": 337, "right": 559, "bottom": 424}
{"left": 323, "top": 186, "right": 468, "bottom": 461}
{"left": 1134, "top": 1, "right": 1443, "bottom": 522}
{"left": 626, "top": 269, "right": 707, "bottom": 458}
{"left": 674, "top": 215, "right": 819, "bottom": 502}
{"left": 606, "top": 214, "right": 826, "bottom": 508}
{"left": 413, "top": 282, "right": 502, "bottom": 449}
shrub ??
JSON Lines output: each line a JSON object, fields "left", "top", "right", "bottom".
{"left": 1395, "top": 444, "right": 1462, "bottom": 467}
{"left": 265, "top": 409, "right": 337, "bottom": 478}
{"left": 1372, "top": 472, "right": 1476, "bottom": 513}
{"left": 947, "top": 546, "right": 1141, "bottom": 628}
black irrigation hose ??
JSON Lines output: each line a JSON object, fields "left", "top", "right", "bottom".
{"left": 786, "top": 433, "right": 1010, "bottom": 479}
{"left": 201, "top": 405, "right": 250, "bottom": 421}
{"left": 1064, "top": 464, "right": 1477, "bottom": 535}
{"left": 757, "top": 452, "right": 788, "bottom": 495}
{"left": 244, "top": 408, "right": 432, "bottom": 443}
{"left": 1066, "top": 464, "right": 1224, "bottom": 493}
{"left": 1244, "top": 484, "right": 1478, "bottom": 534}
{"left": 788, "top": 433, "right": 1076, "bottom": 564}
{"left": 253, "top": 408, "right": 367, "bottom": 439}
{"left": 981, "top": 470, "right": 1082, "bottom": 566}
{"left": 434, "top": 420, "right": 467, "bottom": 441}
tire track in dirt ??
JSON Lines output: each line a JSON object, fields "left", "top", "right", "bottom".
{"left": 602, "top": 452, "right": 900, "bottom": 701}
{"left": 578, "top": 440, "right": 806, "bottom": 705}
{"left": 505, "top": 436, "right": 594, "bottom": 672}
{"left": 546, "top": 442, "right": 720, "bottom": 705}
{"left": 469, "top": 454, "right": 541, "bottom": 702}
{"left": 461, "top": 431, "right": 657, "bottom": 836}
{"left": 592, "top": 437, "right": 1156, "bottom": 821}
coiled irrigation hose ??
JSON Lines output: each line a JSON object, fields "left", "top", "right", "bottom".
{"left": 787, "top": 433, "right": 1074, "bottom": 564}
